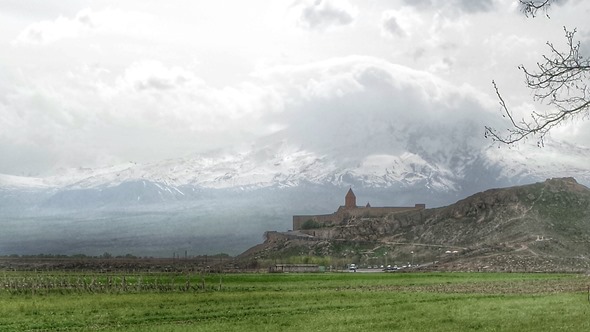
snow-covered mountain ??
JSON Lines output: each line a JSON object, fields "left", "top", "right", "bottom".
{"left": 0, "top": 143, "right": 468, "bottom": 200}
{"left": 0, "top": 143, "right": 502, "bottom": 192}
{"left": 1, "top": 137, "right": 588, "bottom": 257}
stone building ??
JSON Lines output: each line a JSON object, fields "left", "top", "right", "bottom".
{"left": 292, "top": 189, "right": 425, "bottom": 231}
{"left": 345, "top": 188, "right": 356, "bottom": 208}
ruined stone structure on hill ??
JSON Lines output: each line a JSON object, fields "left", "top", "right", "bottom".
{"left": 292, "top": 189, "right": 425, "bottom": 230}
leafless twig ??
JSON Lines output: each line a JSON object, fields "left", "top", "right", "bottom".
{"left": 519, "top": 0, "right": 556, "bottom": 18}
{"left": 486, "top": 27, "right": 590, "bottom": 145}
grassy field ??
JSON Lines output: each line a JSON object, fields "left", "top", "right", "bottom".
{"left": 1, "top": 272, "right": 589, "bottom": 331}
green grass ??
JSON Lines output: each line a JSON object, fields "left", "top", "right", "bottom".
{"left": 1, "top": 272, "right": 589, "bottom": 331}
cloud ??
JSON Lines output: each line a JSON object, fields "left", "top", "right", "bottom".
{"left": 256, "top": 56, "right": 497, "bottom": 167}
{"left": 1, "top": 50, "right": 587, "bottom": 183}
{"left": 402, "top": 0, "right": 496, "bottom": 14}
{"left": 291, "top": 0, "right": 356, "bottom": 31}
{"left": 14, "top": 8, "right": 152, "bottom": 45}
{"left": 0, "top": 56, "right": 286, "bottom": 175}
{"left": 456, "top": 0, "right": 495, "bottom": 13}
{"left": 378, "top": 6, "right": 471, "bottom": 73}
{"left": 576, "top": 29, "right": 590, "bottom": 58}
{"left": 0, "top": 53, "right": 499, "bottom": 176}
{"left": 255, "top": 55, "right": 589, "bottom": 183}
{"left": 14, "top": 9, "right": 93, "bottom": 44}
{"left": 380, "top": 8, "right": 423, "bottom": 39}
{"left": 118, "top": 60, "right": 203, "bottom": 91}
{"left": 381, "top": 13, "right": 406, "bottom": 38}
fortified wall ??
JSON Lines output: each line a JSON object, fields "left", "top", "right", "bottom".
{"left": 292, "top": 189, "right": 425, "bottom": 231}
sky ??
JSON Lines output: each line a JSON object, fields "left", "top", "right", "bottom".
{"left": 1, "top": 0, "right": 589, "bottom": 177}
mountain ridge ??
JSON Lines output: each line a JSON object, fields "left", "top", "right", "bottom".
{"left": 3, "top": 135, "right": 589, "bottom": 192}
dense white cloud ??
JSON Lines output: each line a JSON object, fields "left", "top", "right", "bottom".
{"left": 0, "top": 0, "right": 588, "bottom": 177}
{"left": 14, "top": 8, "right": 152, "bottom": 45}
{"left": 255, "top": 56, "right": 497, "bottom": 168}
{"left": 15, "top": 14, "right": 87, "bottom": 44}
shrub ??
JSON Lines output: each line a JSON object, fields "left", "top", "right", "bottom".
{"left": 301, "top": 219, "right": 321, "bottom": 229}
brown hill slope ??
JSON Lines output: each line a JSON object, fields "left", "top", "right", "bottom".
{"left": 241, "top": 178, "right": 590, "bottom": 272}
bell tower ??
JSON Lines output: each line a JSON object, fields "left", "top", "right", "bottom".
{"left": 345, "top": 188, "right": 357, "bottom": 208}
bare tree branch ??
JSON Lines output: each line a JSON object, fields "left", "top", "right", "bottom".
{"left": 519, "top": 0, "right": 557, "bottom": 18}
{"left": 486, "top": 27, "right": 590, "bottom": 146}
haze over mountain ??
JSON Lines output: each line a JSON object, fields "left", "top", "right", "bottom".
{"left": 1, "top": 136, "right": 588, "bottom": 257}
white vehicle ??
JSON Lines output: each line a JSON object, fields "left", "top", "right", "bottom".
{"left": 348, "top": 264, "right": 357, "bottom": 272}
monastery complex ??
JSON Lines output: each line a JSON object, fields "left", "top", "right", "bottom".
{"left": 292, "top": 189, "right": 425, "bottom": 230}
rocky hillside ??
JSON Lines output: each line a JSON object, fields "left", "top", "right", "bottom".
{"left": 241, "top": 178, "right": 590, "bottom": 272}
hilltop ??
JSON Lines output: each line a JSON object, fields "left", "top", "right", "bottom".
{"left": 241, "top": 178, "right": 590, "bottom": 272}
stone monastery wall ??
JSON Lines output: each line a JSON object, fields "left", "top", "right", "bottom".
{"left": 292, "top": 189, "right": 425, "bottom": 230}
